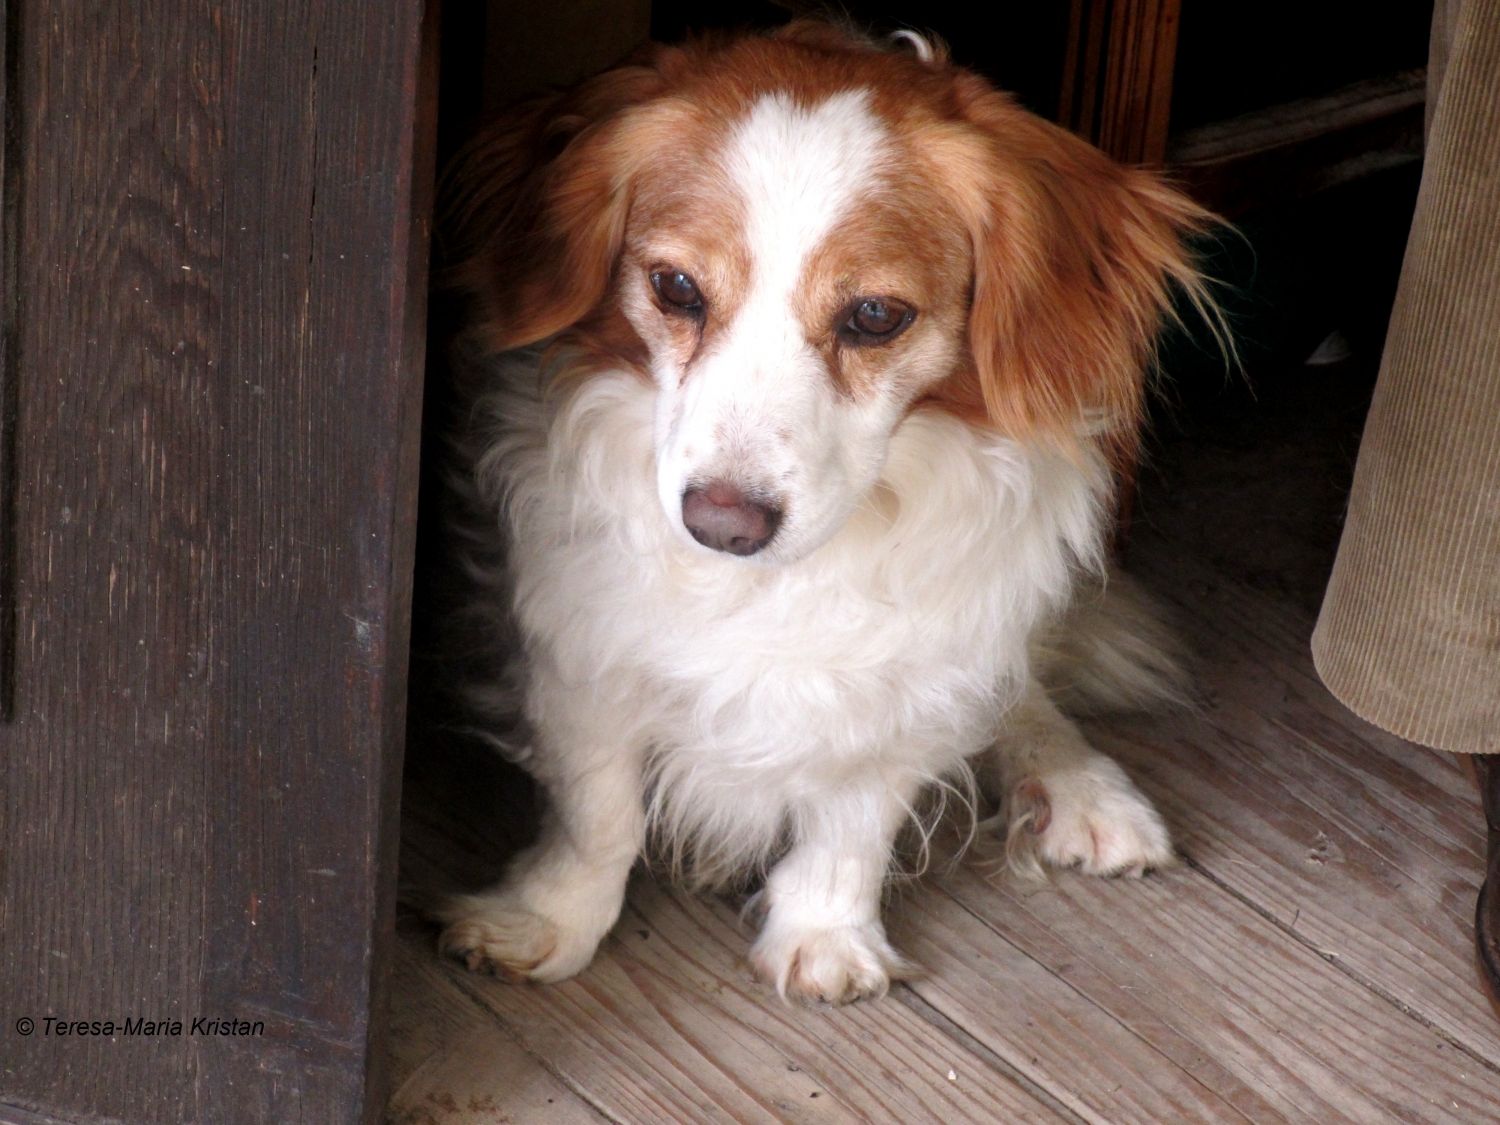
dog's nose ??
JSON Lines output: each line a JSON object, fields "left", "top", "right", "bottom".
{"left": 681, "top": 481, "right": 782, "bottom": 556}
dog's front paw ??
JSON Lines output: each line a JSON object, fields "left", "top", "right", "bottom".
{"left": 1010, "top": 757, "right": 1173, "bottom": 877}
{"left": 749, "top": 920, "right": 914, "bottom": 1005}
{"left": 436, "top": 891, "right": 605, "bottom": 983}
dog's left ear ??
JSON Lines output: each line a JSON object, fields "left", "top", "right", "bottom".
{"left": 933, "top": 76, "right": 1217, "bottom": 451}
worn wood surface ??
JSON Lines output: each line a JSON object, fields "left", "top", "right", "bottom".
{"left": 1059, "top": 0, "right": 1182, "bottom": 166}
{"left": 920, "top": 858, "right": 1497, "bottom": 1122}
{"left": 388, "top": 930, "right": 604, "bottom": 1125}
{"left": 397, "top": 743, "right": 1497, "bottom": 1124}
{"left": 400, "top": 820, "right": 1068, "bottom": 1124}
{"left": 0, "top": 2, "right": 436, "bottom": 1122}
{"left": 393, "top": 329, "right": 1500, "bottom": 1119}
{"left": 1105, "top": 558, "right": 1500, "bottom": 1066}
{"left": 0, "top": 0, "right": 19, "bottom": 718}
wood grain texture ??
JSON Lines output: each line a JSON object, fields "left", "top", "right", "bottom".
{"left": 398, "top": 746, "right": 1499, "bottom": 1123}
{"left": 0, "top": 2, "right": 435, "bottom": 1121}
{"left": 1104, "top": 549, "right": 1500, "bottom": 1069}
{"left": 398, "top": 814, "right": 1068, "bottom": 1125}
{"left": 1060, "top": 0, "right": 1181, "bottom": 165}
{"left": 387, "top": 927, "right": 605, "bottom": 1125}
{"left": 398, "top": 675, "right": 1500, "bottom": 1121}
{"left": 919, "top": 857, "right": 1498, "bottom": 1123}
{"left": 890, "top": 878, "right": 1270, "bottom": 1124}
{"left": 0, "top": 0, "right": 19, "bottom": 719}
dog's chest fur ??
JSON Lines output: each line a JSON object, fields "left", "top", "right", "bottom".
{"left": 467, "top": 351, "right": 1110, "bottom": 872}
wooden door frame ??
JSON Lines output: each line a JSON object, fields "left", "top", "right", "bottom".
{"left": 0, "top": 2, "right": 438, "bottom": 1121}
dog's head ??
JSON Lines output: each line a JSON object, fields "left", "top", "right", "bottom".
{"left": 450, "top": 23, "right": 1215, "bottom": 564}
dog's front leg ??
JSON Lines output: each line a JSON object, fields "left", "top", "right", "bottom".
{"left": 438, "top": 690, "right": 644, "bottom": 983}
{"left": 750, "top": 779, "right": 919, "bottom": 1005}
{"left": 996, "top": 679, "right": 1173, "bottom": 877}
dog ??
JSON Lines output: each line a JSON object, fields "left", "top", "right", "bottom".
{"left": 433, "top": 21, "right": 1218, "bottom": 1005}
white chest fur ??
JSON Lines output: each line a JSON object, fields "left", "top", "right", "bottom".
{"left": 468, "top": 351, "right": 1110, "bottom": 874}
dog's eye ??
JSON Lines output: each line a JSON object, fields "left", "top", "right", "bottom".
{"left": 841, "top": 298, "right": 914, "bottom": 344}
{"left": 650, "top": 269, "right": 704, "bottom": 315}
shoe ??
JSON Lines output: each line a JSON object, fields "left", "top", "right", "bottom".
{"left": 1474, "top": 754, "right": 1500, "bottom": 1015}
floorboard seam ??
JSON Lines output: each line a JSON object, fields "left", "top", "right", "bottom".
{"left": 889, "top": 983, "right": 1089, "bottom": 1125}
{"left": 1177, "top": 851, "right": 1500, "bottom": 1078}
{"left": 925, "top": 880, "right": 1265, "bottom": 1123}
{"left": 438, "top": 965, "right": 626, "bottom": 1124}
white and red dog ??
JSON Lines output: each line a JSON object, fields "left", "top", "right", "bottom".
{"left": 436, "top": 22, "right": 1216, "bottom": 1004}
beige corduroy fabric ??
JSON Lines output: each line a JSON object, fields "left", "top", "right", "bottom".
{"left": 1311, "top": 0, "right": 1500, "bottom": 754}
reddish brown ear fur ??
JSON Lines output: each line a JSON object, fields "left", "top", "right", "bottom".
{"left": 932, "top": 75, "right": 1217, "bottom": 454}
{"left": 443, "top": 49, "right": 677, "bottom": 351}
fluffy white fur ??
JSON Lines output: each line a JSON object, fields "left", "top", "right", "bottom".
{"left": 438, "top": 347, "right": 1173, "bottom": 1002}
{"left": 437, "top": 61, "right": 1187, "bottom": 1005}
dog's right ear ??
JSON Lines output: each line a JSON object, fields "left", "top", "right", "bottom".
{"left": 444, "top": 48, "right": 678, "bottom": 351}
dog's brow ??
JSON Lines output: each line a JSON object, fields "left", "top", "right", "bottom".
{"left": 721, "top": 89, "right": 890, "bottom": 300}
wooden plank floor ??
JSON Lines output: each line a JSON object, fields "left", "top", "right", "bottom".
{"left": 389, "top": 345, "right": 1500, "bottom": 1122}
